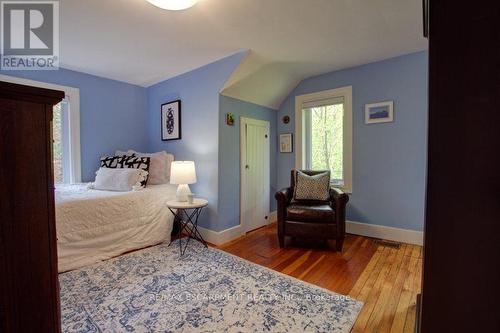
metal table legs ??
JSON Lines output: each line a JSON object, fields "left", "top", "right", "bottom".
{"left": 168, "top": 206, "right": 207, "bottom": 255}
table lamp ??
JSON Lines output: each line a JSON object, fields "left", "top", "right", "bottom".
{"left": 170, "top": 161, "right": 197, "bottom": 202}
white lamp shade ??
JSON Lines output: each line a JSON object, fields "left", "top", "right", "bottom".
{"left": 170, "top": 161, "right": 197, "bottom": 185}
{"left": 146, "top": 0, "right": 198, "bottom": 10}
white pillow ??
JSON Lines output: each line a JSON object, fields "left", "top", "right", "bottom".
{"left": 92, "top": 167, "right": 148, "bottom": 192}
{"left": 115, "top": 150, "right": 134, "bottom": 156}
{"left": 129, "top": 150, "right": 175, "bottom": 184}
{"left": 164, "top": 153, "right": 174, "bottom": 182}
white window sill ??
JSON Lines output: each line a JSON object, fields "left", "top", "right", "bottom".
{"left": 331, "top": 185, "right": 351, "bottom": 194}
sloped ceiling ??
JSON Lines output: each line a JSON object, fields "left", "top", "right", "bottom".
{"left": 59, "top": 0, "right": 427, "bottom": 109}
{"left": 220, "top": 52, "right": 301, "bottom": 109}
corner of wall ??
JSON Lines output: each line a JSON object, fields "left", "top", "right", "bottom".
{"left": 275, "top": 51, "right": 428, "bottom": 232}
{"left": 145, "top": 51, "right": 248, "bottom": 232}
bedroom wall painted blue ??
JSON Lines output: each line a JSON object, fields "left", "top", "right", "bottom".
{"left": 0, "top": 68, "right": 148, "bottom": 182}
{"left": 218, "top": 95, "right": 277, "bottom": 230}
{"left": 147, "top": 52, "right": 247, "bottom": 230}
{"left": 2, "top": 50, "right": 426, "bottom": 234}
{"left": 277, "top": 51, "right": 428, "bottom": 231}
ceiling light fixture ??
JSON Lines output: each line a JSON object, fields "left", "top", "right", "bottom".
{"left": 146, "top": 0, "right": 198, "bottom": 11}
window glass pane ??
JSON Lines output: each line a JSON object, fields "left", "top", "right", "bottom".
{"left": 308, "top": 103, "right": 343, "bottom": 182}
{"left": 52, "top": 102, "right": 63, "bottom": 183}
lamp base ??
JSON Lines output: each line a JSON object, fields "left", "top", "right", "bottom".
{"left": 176, "top": 184, "right": 191, "bottom": 202}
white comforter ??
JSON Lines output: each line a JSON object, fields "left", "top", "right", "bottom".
{"left": 55, "top": 183, "right": 177, "bottom": 272}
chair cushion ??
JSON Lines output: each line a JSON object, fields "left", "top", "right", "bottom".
{"left": 286, "top": 203, "right": 335, "bottom": 223}
{"left": 293, "top": 170, "right": 331, "bottom": 201}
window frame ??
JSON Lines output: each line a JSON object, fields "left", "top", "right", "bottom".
{"left": 295, "top": 86, "right": 353, "bottom": 193}
{"left": 0, "top": 74, "right": 82, "bottom": 183}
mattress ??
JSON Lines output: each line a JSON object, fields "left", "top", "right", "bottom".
{"left": 55, "top": 183, "right": 177, "bottom": 272}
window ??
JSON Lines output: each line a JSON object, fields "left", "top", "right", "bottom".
{"left": 304, "top": 99, "right": 344, "bottom": 184}
{"left": 52, "top": 99, "right": 71, "bottom": 183}
{"left": 0, "top": 74, "right": 81, "bottom": 184}
{"left": 295, "top": 86, "right": 353, "bottom": 192}
{"left": 51, "top": 94, "right": 80, "bottom": 184}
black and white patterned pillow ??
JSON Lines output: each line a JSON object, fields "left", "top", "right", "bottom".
{"left": 293, "top": 171, "right": 331, "bottom": 201}
{"left": 121, "top": 156, "right": 151, "bottom": 187}
{"left": 100, "top": 155, "right": 124, "bottom": 168}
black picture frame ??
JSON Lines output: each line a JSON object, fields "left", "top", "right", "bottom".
{"left": 161, "top": 99, "right": 182, "bottom": 141}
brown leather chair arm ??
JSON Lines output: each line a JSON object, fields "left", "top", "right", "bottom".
{"left": 329, "top": 187, "right": 349, "bottom": 237}
{"left": 275, "top": 187, "right": 292, "bottom": 205}
{"left": 275, "top": 187, "right": 292, "bottom": 247}
{"left": 329, "top": 187, "right": 349, "bottom": 208}
{"left": 275, "top": 188, "right": 292, "bottom": 235}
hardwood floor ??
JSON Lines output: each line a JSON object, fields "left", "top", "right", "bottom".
{"left": 218, "top": 223, "right": 422, "bottom": 333}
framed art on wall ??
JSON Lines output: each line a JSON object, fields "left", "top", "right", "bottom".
{"left": 365, "top": 101, "right": 394, "bottom": 124}
{"left": 161, "top": 100, "right": 181, "bottom": 141}
{"left": 226, "top": 113, "right": 235, "bottom": 126}
{"left": 280, "top": 133, "right": 293, "bottom": 153}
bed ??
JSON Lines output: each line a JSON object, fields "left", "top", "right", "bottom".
{"left": 55, "top": 183, "right": 177, "bottom": 272}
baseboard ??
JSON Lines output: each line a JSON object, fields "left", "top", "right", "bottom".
{"left": 198, "top": 210, "right": 278, "bottom": 246}
{"left": 198, "top": 214, "right": 422, "bottom": 247}
{"left": 197, "top": 224, "right": 245, "bottom": 246}
{"left": 269, "top": 210, "right": 277, "bottom": 223}
{"left": 346, "top": 220, "right": 423, "bottom": 246}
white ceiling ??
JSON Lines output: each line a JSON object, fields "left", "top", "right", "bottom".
{"left": 60, "top": 0, "right": 427, "bottom": 109}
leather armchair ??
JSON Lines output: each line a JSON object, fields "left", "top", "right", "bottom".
{"left": 275, "top": 170, "right": 349, "bottom": 251}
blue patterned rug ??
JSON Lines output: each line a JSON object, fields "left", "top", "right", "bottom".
{"left": 60, "top": 240, "right": 363, "bottom": 332}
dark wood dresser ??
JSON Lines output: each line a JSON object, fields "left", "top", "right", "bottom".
{"left": 421, "top": 1, "right": 500, "bottom": 332}
{"left": 0, "top": 81, "right": 64, "bottom": 332}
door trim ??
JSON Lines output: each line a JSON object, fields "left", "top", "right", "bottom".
{"left": 240, "top": 117, "right": 271, "bottom": 233}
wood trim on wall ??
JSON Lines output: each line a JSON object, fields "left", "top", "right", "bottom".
{"left": 346, "top": 220, "right": 423, "bottom": 246}
{"left": 199, "top": 213, "right": 422, "bottom": 246}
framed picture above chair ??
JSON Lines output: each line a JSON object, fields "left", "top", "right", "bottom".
{"left": 364, "top": 101, "right": 394, "bottom": 124}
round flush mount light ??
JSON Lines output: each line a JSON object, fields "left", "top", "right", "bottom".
{"left": 146, "top": 0, "right": 198, "bottom": 10}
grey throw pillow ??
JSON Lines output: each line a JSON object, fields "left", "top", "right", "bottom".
{"left": 293, "top": 171, "right": 330, "bottom": 201}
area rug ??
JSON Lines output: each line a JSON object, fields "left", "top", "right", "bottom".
{"left": 60, "top": 240, "right": 363, "bottom": 332}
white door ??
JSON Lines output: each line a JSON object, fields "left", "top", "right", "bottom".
{"left": 241, "top": 117, "right": 271, "bottom": 233}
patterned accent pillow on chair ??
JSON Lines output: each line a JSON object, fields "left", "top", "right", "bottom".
{"left": 121, "top": 156, "right": 151, "bottom": 188}
{"left": 100, "top": 155, "right": 125, "bottom": 168}
{"left": 293, "top": 170, "right": 331, "bottom": 201}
